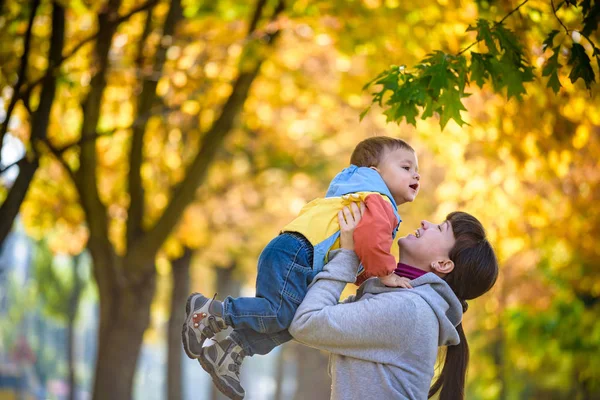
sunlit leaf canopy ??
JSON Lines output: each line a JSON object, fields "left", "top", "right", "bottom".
{"left": 1, "top": 0, "right": 599, "bottom": 397}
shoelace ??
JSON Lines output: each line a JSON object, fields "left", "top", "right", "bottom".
{"left": 230, "top": 352, "right": 243, "bottom": 374}
{"left": 200, "top": 315, "right": 225, "bottom": 338}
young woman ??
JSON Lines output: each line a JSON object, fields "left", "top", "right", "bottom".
{"left": 290, "top": 203, "right": 498, "bottom": 400}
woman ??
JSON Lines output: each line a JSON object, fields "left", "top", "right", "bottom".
{"left": 289, "top": 204, "right": 498, "bottom": 400}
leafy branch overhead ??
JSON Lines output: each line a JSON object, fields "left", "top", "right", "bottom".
{"left": 363, "top": 0, "right": 600, "bottom": 129}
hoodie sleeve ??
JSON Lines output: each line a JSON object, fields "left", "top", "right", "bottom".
{"left": 353, "top": 194, "right": 398, "bottom": 285}
{"left": 290, "top": 250, "right": 418, "bottom": 364}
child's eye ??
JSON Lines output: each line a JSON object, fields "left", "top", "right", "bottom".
{"left": 403, "top": 166, "right": 410, "bottom": 171}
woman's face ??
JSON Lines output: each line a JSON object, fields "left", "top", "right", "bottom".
{"left": 397, "top": 220, "right": 456, "bottom": 271}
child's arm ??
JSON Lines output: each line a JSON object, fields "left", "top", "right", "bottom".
{"left": 352, "top": 194, "right": 398, "bottom": 285}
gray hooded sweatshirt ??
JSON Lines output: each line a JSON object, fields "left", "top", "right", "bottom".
{"left": 289, "top": 249, "right": 463, "bottom": 400}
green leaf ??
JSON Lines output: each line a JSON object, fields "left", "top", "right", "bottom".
{"left": 474, "top": 19, "right": 499, "bottom": 55}
{"left": 581, "top": 2, "right": 600, "bottom": 36}
{"left": 568, "top": 43, "right": 596, "bottom": 89}
{"left": 438, "top": 89, "right": 467, "bottom": 129}
{"left": 470, "top": 52, "right": 490, "bottom": 87}
{"left": 421, "top": 96, "right": 435, "bottom": 120}
{"left": 542, "top": 46, "right": 563, "bottom": 76}
{"left": 543, "top": 46, "right": 563, "bottom": 94}
{"left": 359, "top": 106, "right": 371, "bottom": 121}
{"left": 422, "top": 51, "right": 451, "bottom": 93}
{"left": 494, "top": 23, "right": 522, "bottom": 55}
{"left": 547, "top": 71, "right": 562, "bottom": 93}
{"left": 542, "top": 30, "right": 560, "bottom": 51}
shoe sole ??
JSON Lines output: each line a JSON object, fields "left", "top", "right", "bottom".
{"left": 181, "top": 292, "right": 205, "bottom": 359}
{"left": 199, "top": 352, "right": 244, "bottom": 400}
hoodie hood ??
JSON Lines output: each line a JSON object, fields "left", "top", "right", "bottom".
{"left": 356, "top": 273, "right": 463, "bottom": 346}
{"left": 325, "top": 165, "right": 397, "bottom": 209}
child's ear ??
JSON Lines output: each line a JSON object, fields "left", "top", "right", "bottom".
{"left": 431, "top": 259, "right": 454, "bottom": 275}
{"left": 369, "top": 166, "right": 379, "bottom": 172}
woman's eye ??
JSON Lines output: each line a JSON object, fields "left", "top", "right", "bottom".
{"left": 438, "top": 225, "right": 442, "bottom": 231}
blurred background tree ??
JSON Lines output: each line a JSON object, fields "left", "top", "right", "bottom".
{"left": 0, "top": 0, "right": 598, "bottom": 399}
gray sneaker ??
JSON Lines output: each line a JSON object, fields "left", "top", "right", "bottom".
{"left": 181, "top": 293, "right": 227, "bottom": 359}
{"left": 199, "top": 337, "right": 246, "bottom": 400}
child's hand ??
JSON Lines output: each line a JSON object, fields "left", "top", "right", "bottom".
{"left": 379, "top": 274, "right": 413, "bottom": 289}
{"left": 338, "top": 201, "right": 366, "bottom": 250}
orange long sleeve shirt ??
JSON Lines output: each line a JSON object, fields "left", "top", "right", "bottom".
{"left": 353, "top": 194, "right": 399, "bottom": 285}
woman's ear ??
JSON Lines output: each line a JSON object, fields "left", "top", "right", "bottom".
{"left": 430, "top": 259, "right": 455, "bottom": 275}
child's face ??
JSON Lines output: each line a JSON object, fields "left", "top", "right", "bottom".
{"left": 372, "top": 148, "right": 420, "bottom": 204}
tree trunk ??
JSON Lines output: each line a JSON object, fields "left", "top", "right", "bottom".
{"left": 91, "top": 266, "right": 156, "bottom": 400}
{"left": 0, "top": 159, "right": 38, "bottom": 245}
{"left": 293, "top": 343, "right": 330, "bottom": 400}
{"left": 167, "top": 248, "right": 192, "bottom": 400}
{"left": 0, "top": 0, "right": 64, "bottom": 248}
{"left": 273, "top": 344, "right": 288, "bottom": 400}
{"left": 210, "top": 264, "right": 242, "bottom": 400}
{"left": 67, "top": 253, "right": 83, "bottom": 400}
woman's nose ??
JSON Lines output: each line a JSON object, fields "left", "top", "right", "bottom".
{"left": 421, "top": 220, "right": 431, "bottom": 229}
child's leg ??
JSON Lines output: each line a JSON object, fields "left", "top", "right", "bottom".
{"left": 222, "top": 232, "right": 315, "bottom": 335}
{"left": 230, "top": 327, "right": 292, "bottom": 356}
{"left": 197, "top": 328, "right": 292, "bottom": 399}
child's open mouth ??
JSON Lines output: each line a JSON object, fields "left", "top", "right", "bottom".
{"left": 409, "top": 184, "right": 419, "bottom": 191}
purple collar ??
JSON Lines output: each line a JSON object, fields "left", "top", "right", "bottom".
{"left": 394, "top": 263, "right": 426, "bottom": 280}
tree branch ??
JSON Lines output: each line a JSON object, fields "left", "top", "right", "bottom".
{"left": 0, "top": 157, "right": 25, "bottom": 175}
{"left": 0, "top": 0, "right": 40, "bottom": 168}
{"left": 457, "top": 0, "right": 530, "bottom": 56}
{"left": 127, "top": 0, "right": 286, "bottom": 265}
{"left": 17, "top": 0, "right": 158, "bottom": 106}
{"left": 0, "top": 1, "right": 65, "bottom": 248}
{"left": 75, "top": 0, "right": 125, "bottom": 294}
{"left": 0, "top": 158, "right": 38, "bottom": 246}
{"left": 127, "top": 0, "right": 180, "bottom": 249}
{"left": 41, "top": 138, "right": 76, "bottom": 183}
{"left": 551, "top": 0, "right": 570, "bottom": 34}
{"left": 551, "top": 0, "right": 600, "bottom": 53}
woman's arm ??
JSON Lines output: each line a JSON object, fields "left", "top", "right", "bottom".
{"left": 290, "top": 250, "right": 418, "bottom": 363}
{"left": 290, "top": 203, "right": 418, "bottom": 363}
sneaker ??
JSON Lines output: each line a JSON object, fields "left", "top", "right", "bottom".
{"left": 199, "top": 337, "right": 246, "bottom": 400}
{"left": 181, "top": 293, "right": 227, "bottom": 359}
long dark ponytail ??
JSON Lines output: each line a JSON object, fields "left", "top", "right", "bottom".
{"left": 428, "top": 212, "right": 498, "bottom": 400}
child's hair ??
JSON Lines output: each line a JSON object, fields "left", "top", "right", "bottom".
{"left": 428, "top": 211, "right": 499, "bottom": 400}
{"left": 350, "top": 136, "right": 414, "bottom": 167}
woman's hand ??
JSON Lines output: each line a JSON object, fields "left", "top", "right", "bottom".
{"left": 338, "top": 201, "right": 366, "bottom": 250}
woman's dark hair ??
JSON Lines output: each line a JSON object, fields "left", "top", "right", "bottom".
{"left": 350, "top": 136, "right": 414, "bottom": 168}
{"left": 428, "top": 211, "right": 499, "bottom": 400}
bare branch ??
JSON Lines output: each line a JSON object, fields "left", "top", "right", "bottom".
{"left": 40, "top": 138, "right": 77, "bottom": 182}
{"left": 0, "top": 0, "right": 40, "bottom": 167}
{"left": 127, "top": 0, "right": 180, "bottom": 249}
{"left": 17, "top": 0, "right": 158, "bottom": 104}
{"left": 0, "top": 157, "right": 25, "bottom": 175}
{"left": 457, "top": 0, "right": 530, "bottom": 56}
{"left": 248, "top": 0, "right": 267, "bottom": 35}
{"left": 0, "top": 158, "right": 38, "bottom": 246}
{"left": 76, "top": 0, "right": 125, "bottom": 295}
{"left": 127, "top": 0, "right": 286, "bottom": 264}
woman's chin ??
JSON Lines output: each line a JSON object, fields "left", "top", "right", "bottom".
{"left": 398, "top": 234, "right": 417, "bottom": 246}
